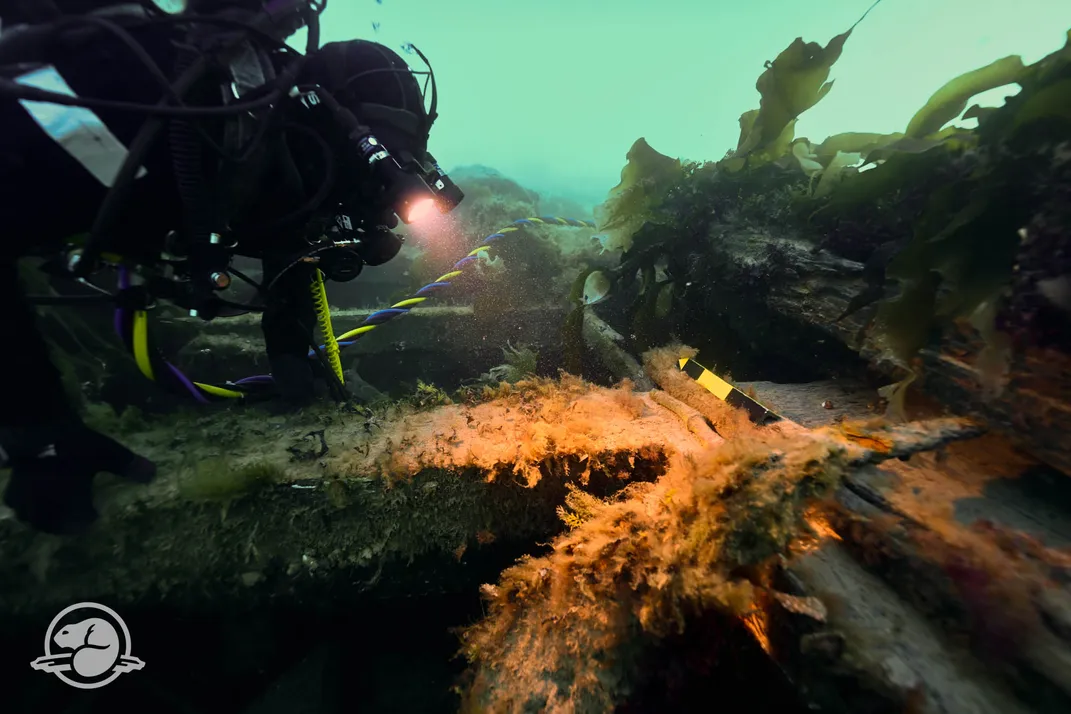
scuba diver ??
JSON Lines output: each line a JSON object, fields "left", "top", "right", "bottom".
{"left": 0, "top": 0, "right": 464, "bottom": 534}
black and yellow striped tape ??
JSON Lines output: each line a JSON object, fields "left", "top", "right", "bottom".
{"left": 678, "top": 357, "right": 782, "bottom": 425}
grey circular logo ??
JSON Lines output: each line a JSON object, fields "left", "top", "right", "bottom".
{"left": 30, "top": 602, "right": 146, "bottom": 689}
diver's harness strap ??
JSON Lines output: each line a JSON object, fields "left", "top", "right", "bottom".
{"left": 42, "top": 0, "right": 320, "bottom": 302}
{"left": 170, "top": 25, "right": 280, "bottom": 319}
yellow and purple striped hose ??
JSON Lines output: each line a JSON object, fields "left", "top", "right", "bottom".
{"left": 116, "top": 267, "right": 247, "bottom": 401}
{"left": 116, "top": 216, "right": 596, "bottom": 401}
{"left": 308, "top": 216, "right": 595, "bottom": 356}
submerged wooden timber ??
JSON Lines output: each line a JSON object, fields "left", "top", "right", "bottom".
{"left": 9, "top": 278, "right": 1070, "bottom": 713}
{"left": 1, "top": 353, "right": 1067, "bottom": 713}
{"left": 674, "top": 223, "right": 1071, "bottom": 478}
{"left": 0, "top": 377, "right": 701, "bottom": 621}
{"left": 454, "top": 352, "right": 1071, "bottom": 714}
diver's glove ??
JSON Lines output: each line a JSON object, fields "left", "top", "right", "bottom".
{"left": 0, "top": 421, "right": 156, "bottom": 535}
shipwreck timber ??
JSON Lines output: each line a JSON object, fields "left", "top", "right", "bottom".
{"left": 0, "top": 377, "right": 696, "bottom": 620}
{"left": 1, "top": 333, "right": 1068, "bottom": 713}
{"left": 5, "top": 290, "right": 1071, "bottom": 714}
{"left": 453, "top": 355, "right": 1071, "bottom": 714}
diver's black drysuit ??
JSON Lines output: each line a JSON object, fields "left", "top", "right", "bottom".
{"left": 0, "top": 8, "right": 438, "bottom": 534}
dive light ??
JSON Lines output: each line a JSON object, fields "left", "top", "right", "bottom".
{"left": 423, "top": 153, "right": 465, "bottom": 212}
{"left": 294, "top": 85, "right": 464, "bottom": 225}
{"left": 352, "top": 132, "right": 440, "bottom": 225}
{"left": 352, "top": 136, "right": 465, "bottom": 225}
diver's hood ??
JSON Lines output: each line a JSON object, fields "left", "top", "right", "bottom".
{"left": 299, "top": 39, "right": 434, "bottom": 159}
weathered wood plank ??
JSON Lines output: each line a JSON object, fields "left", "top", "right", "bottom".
{"left": 0, "top": 381, "right": 709, "bottom": 621}
{"left": 779, "top": 543, "right": 1031, "bottom": 714}
{"left": 693, "top": 226, "right": 1071, "bottom": 475}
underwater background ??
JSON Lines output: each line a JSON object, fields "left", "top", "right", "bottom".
{"left": 304, "top": 0, "right": 1071, "bottom": 209}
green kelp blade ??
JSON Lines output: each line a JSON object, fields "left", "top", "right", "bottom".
{"left": 874, "top": 270, "right": 942, "bottom": 366}
{"left": 562, "top": 304, "right": 586, "bottom": 376}
{"left": 1007, "top": 78, "right": 1071, "bottom": 134}
{"left": 563, "top": 268, "right": 596, "bottom": 375}
{"left": 961, "top": 103, "right": 998, "bottom": 126}
{"left": 654, "top": 282, "right": 675, "bottom": 318}
{"left": 813, "top": 132, "right": 904, "bottom": 164}
{"left": 728, "top": 1, "right": 885, "bottom": 166}
{"left": 905, "top": 55, "right": 1026, "bottom": 138}
{"left": 812, "top": 150, "right": 863, "bottom": 198}
{"left": 791, "top": 140, "right": 824, "bottom": 176}
{"left": 735, "top": 109, "right": 760, "bottom": 155}
{"left": 742, "top": 30, "right": 852, "bottom": 155}
{"left": 865, "top": 127, "right": 975, "bottom": 163}
{"left": 628, "top": 266, "right": 660, "bottom": 351}
{"left": 815, "top": 142, "right": 958, "bottom": 215}
{"left": 594, "top": 138, "right": 683, "bottom": 253}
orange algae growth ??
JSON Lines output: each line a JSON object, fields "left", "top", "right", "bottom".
{"left": 643, "top": 344, "right": 761, "bottom": 441}
{"left": 458, "top": 423, "right": 864, "bottom": 713}
{"left": 457, "top": 403, "right": 982, "bottom": 712}
{"left": 330, "top": 376, "right": 683, "bottom": 487}
{"left": 838, "top": 419, "right": 896, "bottom": 453}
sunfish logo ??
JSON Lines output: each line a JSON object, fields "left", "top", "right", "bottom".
{"left": 31, "top": 602, "right": 146, "bottom": 689}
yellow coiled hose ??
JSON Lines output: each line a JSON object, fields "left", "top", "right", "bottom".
{"left": 310, "top": 269, "right": 344, "bottom": 386}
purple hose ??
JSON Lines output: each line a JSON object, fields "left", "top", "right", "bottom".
{"left": 167, "top": 362, "right": 209, "bottom": 404}
{"left": 234, "top": 375, "right": 274, "bottom": 385}
{"left": 116, "top": 267, "right": 208, "bottom": 403}
{"left": 114, "top": 267, "right": 130, "bottom": 338}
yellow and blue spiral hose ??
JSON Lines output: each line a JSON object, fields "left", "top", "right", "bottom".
{"left": 114, "top": 216, "right": 595, "bottom": 402}
{"left": 308, "top": 216, "right": 596, "bottom": 356}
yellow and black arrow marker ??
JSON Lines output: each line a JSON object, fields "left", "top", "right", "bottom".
{"left": 678, "top": 357, "right": 782, "bottom": 425}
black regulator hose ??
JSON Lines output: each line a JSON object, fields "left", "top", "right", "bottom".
{"left": 75, "top": 52, "right": 213, "bottom": 278}
{"left": 75, "top": 4, "right": 318, "bottom": 278}
{"left": 168, "top": 46, "right": 214, "bottom": 248}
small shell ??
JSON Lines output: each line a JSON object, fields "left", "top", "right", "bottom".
{"left": 822, "top": 400, "right": 835, "bottom": 409}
